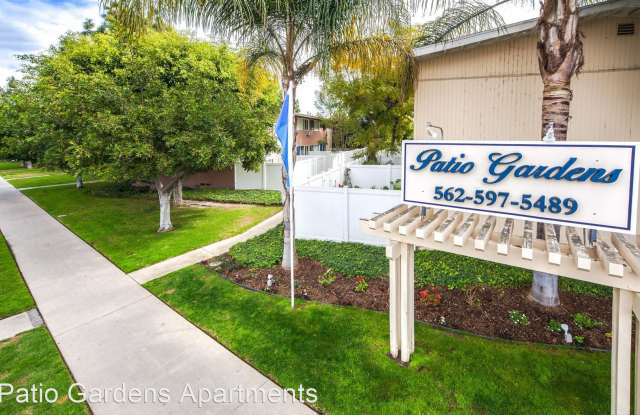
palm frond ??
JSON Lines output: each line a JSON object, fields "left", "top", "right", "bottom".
{"left": 410, "top": 0, "right": 533, "bottom": 14}
{"left": 325, "top": 28, "right": 416, "bottom": 97}
{"left": 416, "top": 0, "right": 506, "bottom": 46}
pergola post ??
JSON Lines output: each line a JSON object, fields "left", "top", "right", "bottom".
{"left": 400, "top": 242, "right": 415, "bottom": 363}
{"left": 632, "top": 294, "right": 640, "bottom": 415}
{"left": 386, "top": 241, "right": 401, "bottom": 359}
{"left": 611, "top": 288, "right": 633, "bottom": 415}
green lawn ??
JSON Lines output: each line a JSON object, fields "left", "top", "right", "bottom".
{"left": 183, "top": 188, "right": 282, "bottom": 205}
{"left": 0, "top": 327, "right": 89, "bottom": 414}
{"left": 146, "top": 265, "right": 610, "bottom": 414}
{"left": 230, "top": 225, "right": 609, "bottom": 297}
{"left": 0, "top": 232, "right": 34, "bottom": 319}
{"left": 24, "top": 184, "right": 280, "bottom": 272}
{"left": 0, "top": 166, "right": 76, "bottom": 189}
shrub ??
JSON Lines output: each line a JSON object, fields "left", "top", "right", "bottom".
{"left": 354, "top": 276, "right": 368, "bottom": 293}
{"left": 547, "top": 319, "right": 562, "bottom": 333}
{"left": 573, "top": 313, "right": 603, "bottom": 330}
{"left": 318, "top": 269, "right": 337, "bottom": 286}
{"left": 418, "top": 287, "right": 442, "bottom": 305}
{"left": 183, "top": 189, "right": 282, "bottom": 206}
{"left": 508, "top": 310, "right": 529, "bottom": 326}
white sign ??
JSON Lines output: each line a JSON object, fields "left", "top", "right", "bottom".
{"left": 402, "top": 140, "right": 640, "bottom": 233}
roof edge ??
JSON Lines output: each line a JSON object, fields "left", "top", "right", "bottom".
{"left": 413, "top": 0, "right": 638, "bottom": 59}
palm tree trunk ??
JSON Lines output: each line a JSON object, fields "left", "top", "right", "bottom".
{"left": 529, "top": 0, "right": 584, "bottom": 307}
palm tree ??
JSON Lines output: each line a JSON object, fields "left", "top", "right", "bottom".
{"left": 105, "top": 0, "right": 505, "bottom": 270}
{"left": 415, "top": 0, "right": 600, "bottom": 306}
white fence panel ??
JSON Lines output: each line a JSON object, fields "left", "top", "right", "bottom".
{"left": 265, "top": 164, "right": 283, "bottom": 191}
{"left": 295, "top": 187, "right": 402, "bottom": 245}
{"left": 348, "top": 165, "right": 402, "bottom": 189}
{"left": 377, "top": 150, "right": 401, "bottom": 165}
{"left": 234, "top": 162, "right": 284, "bottom": 191}
{"left": 234, "top": 164, "right": 263, "bottom": 189}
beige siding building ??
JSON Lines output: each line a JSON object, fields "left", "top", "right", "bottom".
{"left": 413, "top": 0, "right": 639, "bottom": 142}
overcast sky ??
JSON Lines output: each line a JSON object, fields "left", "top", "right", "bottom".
{"left": 0, "top": 0, "right": 537, "bottom": 114}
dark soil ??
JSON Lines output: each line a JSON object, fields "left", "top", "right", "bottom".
{"left": 213, "top": 255, "right": 613, "bottom": 349}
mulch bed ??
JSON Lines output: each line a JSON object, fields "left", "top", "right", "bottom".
{"left": 213, "top": 255, "right": 613, "bottom": 349}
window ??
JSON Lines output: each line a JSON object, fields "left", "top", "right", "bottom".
{"left": 296, "top": 145, "right": 310, "bottom": 156}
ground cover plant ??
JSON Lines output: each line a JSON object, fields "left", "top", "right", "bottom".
{"left": 225, "top": 225, "right": 612, "bottom": 347}
{"left": 183, "top": 188, "right": 281, "bottom": 206}
{"left": 146, "top": 265, "right": 610, "bottom": 414}
{"left": 0, "top": 327, "right": 89, "bottom": 414}
{"left": 218, "top": 255, "right": 612, "bottom": 348}
{"left": 229, "top": 225, "right": 609, "bottom": 296}
{"left": 23, "top": 183, "right": 280, "bottom": 272}
{"left": 0, "top": 232, "right": 34, "bottom": 319}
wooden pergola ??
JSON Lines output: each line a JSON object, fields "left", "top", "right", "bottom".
{"left": 362, "top": 205, "right": 640, "bottom": 414}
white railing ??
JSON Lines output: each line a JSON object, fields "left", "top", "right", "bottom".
{"left": 234, "top": 148, "right": 365, "bottom": 191}
{"left": 294, "top": 149, "right": 364, "bottom": 186}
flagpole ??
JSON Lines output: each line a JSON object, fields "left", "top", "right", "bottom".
{"left": 287, "top": 81, "right": 295, "bottom": 309}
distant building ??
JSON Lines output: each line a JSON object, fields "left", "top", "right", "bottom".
{"left": 183, "top": 114, "right": 333, "bottom": 188}
{"left": 412, "top": 0, "right": 638, "bottom": 141}
{"left": 295, "top": 113, "right": 332, "bottom": 155}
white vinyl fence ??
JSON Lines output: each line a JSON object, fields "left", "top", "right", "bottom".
{"left": 234, "top": 149, "right": 364, "bottom": 191}
{"left": 234, "top": 148, "right": 405, "bottom": 246}
{"left": 294, "top": 186, "right": 402, "bottom": 246}
{"left": 234, "top": 162, "right": 283, "bottom": 191}
{"left": 348, "top": 165, "right": 402, "bottom": 189}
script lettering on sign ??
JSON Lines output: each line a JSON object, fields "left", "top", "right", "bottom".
{"left": 402, "top": 140, "right": 640, "bottom": 233}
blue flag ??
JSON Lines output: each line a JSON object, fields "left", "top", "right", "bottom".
{"left": 275, "top": 90, "right": 292, "bottom": 187}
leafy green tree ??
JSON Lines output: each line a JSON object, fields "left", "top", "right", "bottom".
{"left": 318, "top": 73, "right": 413, "bottom": 163}
{"left": 106, "top": 0, "right": 506, "bottom": 267}
{"left": 0, "top": 78, "right": 45, "bottom": 167}
{"left": 16, "top": 28, "right": 279, "bottom": 231}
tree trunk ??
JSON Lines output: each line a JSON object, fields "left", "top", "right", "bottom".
{"left": 366, "top": 143, "right": 378, "bottom": 164}
{"left": 173, "top": 178, "right": 183, "bottom": 205}
{"left": 155, "top": 178, "right": 177, "bottom": 233}
{"left": 529, "top": 0, "right": 583, "bottom": 307}
{"left": 25, "top": 161, "right": 33, "bottom": 169}
{"left": 75, "top": 175, "right": 83, "bottom": 189}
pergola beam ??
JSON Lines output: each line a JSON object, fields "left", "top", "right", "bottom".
{"left": 366, "top": 204, "right": 640, "bottom": 413}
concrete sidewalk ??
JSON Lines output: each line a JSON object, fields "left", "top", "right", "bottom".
{"left": 129, "top": 210, "right": 282, "bottom": 284}
{"left": 0, "top": 178, "right": 314, "bottom": 415}
{"left": 0, "top": 309, "right": 43, "bottom": 341}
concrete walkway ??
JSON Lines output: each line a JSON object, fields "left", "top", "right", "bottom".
{"left": 16, "top": 179, "right": 101, "bottom": 191}
{"left": 129, "top": 210, "right": 282, "bottom": 284}
{"left": 0, "top": 178, "right": 314, "bottom": 415}
{"left": 0, "top": 309, "right": 43, "bottom": 341}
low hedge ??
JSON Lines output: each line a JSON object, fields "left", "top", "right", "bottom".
{"left": 229, "top": 226, "right": 609, "bottom": 297}
{"left": 183, "top": 188, "right": 282, "bottom": 206}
